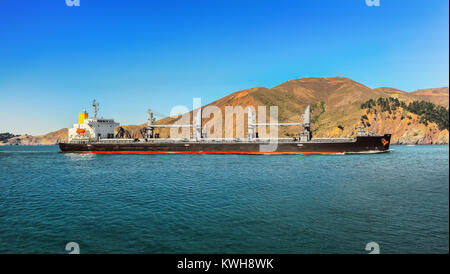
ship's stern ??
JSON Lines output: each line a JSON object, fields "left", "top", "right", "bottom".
{"left": 58, "top": 142, "right": 90, "bottom": 153}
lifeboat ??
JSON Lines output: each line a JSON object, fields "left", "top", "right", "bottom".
{"left": 76, "top": 128, "right": 86, "bottom": 134}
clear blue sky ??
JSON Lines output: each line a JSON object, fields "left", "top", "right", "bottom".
{"left": 0, "top": 0, "right": 448, "bottom": 135}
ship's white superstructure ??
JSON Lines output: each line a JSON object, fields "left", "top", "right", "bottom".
{"left": 68, "top": 100, "right": 119, "bottom": 142}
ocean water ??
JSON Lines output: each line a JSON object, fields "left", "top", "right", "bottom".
{"left": 0, "top": 145, "right": 448, "bottom": 254}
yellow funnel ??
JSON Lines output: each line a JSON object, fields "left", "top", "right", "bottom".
{"left": 78, "top": 111, "right": 88, "bottom": 124}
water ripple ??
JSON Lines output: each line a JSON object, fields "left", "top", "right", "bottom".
{"left": 0, "top": 145, "right": 448, "bottom": 253}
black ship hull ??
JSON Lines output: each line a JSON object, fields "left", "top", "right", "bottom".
{"left": 59, "top": 134, "right": 391, "bottom": 155}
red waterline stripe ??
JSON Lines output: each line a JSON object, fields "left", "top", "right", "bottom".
{"left": 71, "top": 151, "right": 345, "bottom": 155}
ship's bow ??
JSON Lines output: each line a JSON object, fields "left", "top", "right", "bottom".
{"left": 382, "top": 134, "right": 392, "bottom": 151}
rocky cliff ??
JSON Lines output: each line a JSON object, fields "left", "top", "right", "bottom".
{"left": 0, "top": 128, "right": 68, "bottom": 146}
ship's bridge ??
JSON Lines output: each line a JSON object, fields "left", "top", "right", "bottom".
{"left": 68, "top": 100, "right": 119, "bottom": 142}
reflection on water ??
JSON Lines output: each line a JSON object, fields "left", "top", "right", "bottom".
{"left": 64, "top": 153, "right": 97, "bottom": 161}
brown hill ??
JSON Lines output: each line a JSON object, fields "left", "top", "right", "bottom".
{"left": 373, "top": 87, "right": 449, "bottom": 108}
{"left": 410, "top": 87, "right": 449, "bottom": 107}
{"left": 1, "top": 128, "right": 68, "bottom": 145}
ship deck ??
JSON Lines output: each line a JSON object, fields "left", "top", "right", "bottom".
{"left": 68, "top": 137, "right": 358, "bottom": 145}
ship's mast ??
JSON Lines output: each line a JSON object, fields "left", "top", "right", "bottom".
{"left": 92, "top": 99, "right": 99, "bottom": 119}
{"left": 300, "top": 105, "right": 312, "bottom": 141}
{"left": 193, "top": 107, "right": 202, "bottom": 140}
{"left": 247, "top": 107, "right": 256, "bottom": 140}
{"left": 302, "top": 105, "right": 311, "bottom": 129}
{"left": 147, "top": 109, "right": 155, "bottom": 138}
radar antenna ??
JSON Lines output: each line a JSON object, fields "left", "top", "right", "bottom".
{"left": 92, "top": 99, "right": 99, "bottom": 119}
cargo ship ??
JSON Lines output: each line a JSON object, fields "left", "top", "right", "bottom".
{"left": 59, "top": 100, "right": 391, "bottom": 154}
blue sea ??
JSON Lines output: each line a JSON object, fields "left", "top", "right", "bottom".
{"left": 0, "top": 145, "right": 448, "bottom": 254}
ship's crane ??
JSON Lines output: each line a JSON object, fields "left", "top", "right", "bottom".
{"left": 144, "top": 108, "right": 202, "bottom": 140}
{"left": 142, "top": 105, "right": 312, "bottom": 141}
{"left": 247, "top": 105, "right": 311, "bottom": 141}
{"left": 115, "top": 127, "right": 132, "bottom": 139}
{"left": 92, "top": 99, "right": 99, "bottom": 119}
{"left": 140, "top": 127, "right": 149, "bottom": 139}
